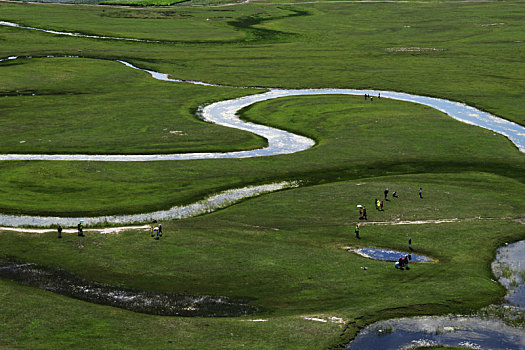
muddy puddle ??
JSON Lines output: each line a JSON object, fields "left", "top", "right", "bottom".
{"left": 0, "top": 262, "right": 256, "bottom": 317}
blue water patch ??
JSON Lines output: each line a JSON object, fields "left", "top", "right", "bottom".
{"left": 345, "top": 316, "right": 525, "bottom": 350}
{"left": 347, "top": 247, "right": 433, "bottom": 263}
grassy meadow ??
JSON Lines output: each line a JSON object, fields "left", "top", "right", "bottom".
{"left": 0, "top": 0, "right": 524, "bottom": 349}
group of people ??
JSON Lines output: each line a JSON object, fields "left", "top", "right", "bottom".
{"left": 364, "top": 93, "right": 380, "bottom": 101}
{"left": 56, "top": 223, "right": 83, "bottom": 238}
{"left": 354, "top": 187, "right": 421, "bottom": 271}
{"left": 373, "top": 188, "right": 398, "bottom": 212}
{"left": 56, "top": 220, "right": 164, "bottom": 239}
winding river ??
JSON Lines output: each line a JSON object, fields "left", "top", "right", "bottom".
{"left": 1, "top": 21, "right": 524, "bottom": 347}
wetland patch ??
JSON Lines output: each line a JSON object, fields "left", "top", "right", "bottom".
{"left": 0, "top": 262, "right": 257, "bottom": 317}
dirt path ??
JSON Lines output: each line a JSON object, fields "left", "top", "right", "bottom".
{"left": 358, "top": 216, "right": 514, "bottom": 226}
{"left": 0, "top": 225, "right": 150, "bottom": 234}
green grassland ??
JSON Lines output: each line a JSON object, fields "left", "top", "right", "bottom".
{"left": 0, "top": 0, "right": 524, "bottom": 349}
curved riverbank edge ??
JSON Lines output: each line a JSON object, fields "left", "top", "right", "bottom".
{"left": 0, "top": 262, "right": 257, "bottom": 317}
{"left": 1, "top": 55, "right": 524, "bottom": 161}
{"left": 0, "top": 181, "right": 297, "bottom": 227}
{"left": 344, "top": 240, "right": 525, "bottom": 349}
{"left": 345, "top": 246, "right": 434, "bottom": 263}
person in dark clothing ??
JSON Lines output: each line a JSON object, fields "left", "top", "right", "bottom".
{"left": 158, "top": 224, "right": 163, "bottom": 237}
{"left": 58, "top": 225, "right": 62, "bottom": 239}
{"left": 77, "top": 223, "right": 84, "bottom": 237}
{"left": 409, "top": 238, "right": 412, "bottom": 251}
{"left": 362, "top": 207, "right": 367, "bottom": 220}
{"left": 397, "top": 257, "right": 405, "bottom": 269}
{"left": 404, "top": 255, "right": 410, "bottom": 270}
{"left": 393, "top": 191, "right": 399, "bottom": 198}
{"left": 419, "top": 187, "right": 423, "bottom": 199}
{"left": 384, "top": 188, "right": 389, "bottom": 200}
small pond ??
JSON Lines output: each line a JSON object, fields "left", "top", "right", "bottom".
{"left": 346, "top": 247, "right": 434, "bottom": 263}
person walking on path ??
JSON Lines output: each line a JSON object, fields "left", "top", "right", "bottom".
{"left": 355, "top": 224, "right": 360, "bottom": 239}
{"left": 409, "top": 237, "right": 412, "bottom": 251}
{"left": 419, "top": 187, "right": 423, "bottom": 199}
{"left": 58, "top": 225, "right": 62, "bottom": 239}
{"left": 77, "top": 222, "right": 84, "bottom": 237}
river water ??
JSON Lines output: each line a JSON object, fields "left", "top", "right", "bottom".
{"left": 1, "top": 23, "right": 525, "bottom": 347}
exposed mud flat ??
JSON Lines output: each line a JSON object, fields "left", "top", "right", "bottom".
{"left": 0, "top": 262, "right": 257, "bottom": 317}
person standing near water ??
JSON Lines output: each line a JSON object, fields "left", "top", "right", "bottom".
{"left": 77, "top": 222, "right": 84, "bottom": 237}
{"left": 158, "top": 224, "right": 163, "bottom": 237}
{"left": 58, "top": 225, "right": 62, "bottom": 239}
{"left": 409, "top": 237, "right": 412, "bottom": 251}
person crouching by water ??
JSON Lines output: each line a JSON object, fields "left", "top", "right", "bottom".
{"left": 395, "top": 255, "right": 410, "bottom": 270}
{"left": 153, "top": 226, "right": 159, "bottom": 239}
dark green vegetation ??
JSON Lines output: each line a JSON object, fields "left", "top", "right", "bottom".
{"left": 100, "top": 0, "right": 188, "bottom": 6}
{"left": 0, "top": 0, "right": 524, "bottom": 349}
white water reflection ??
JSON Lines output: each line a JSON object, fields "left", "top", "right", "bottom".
{"left": 1, "top": 55, "right": 525, "bottom": 161}
{"left": 493, "top": 240, "right": 525, "bottom": 310}
{"left": 0, "top": 21, "right": 161, "bottom": 43}
{"left": 0, "top": 181, "right": 297, "bottom": 227}
{"left": 346, "top": 315, "right": 524, "bottom": 350}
